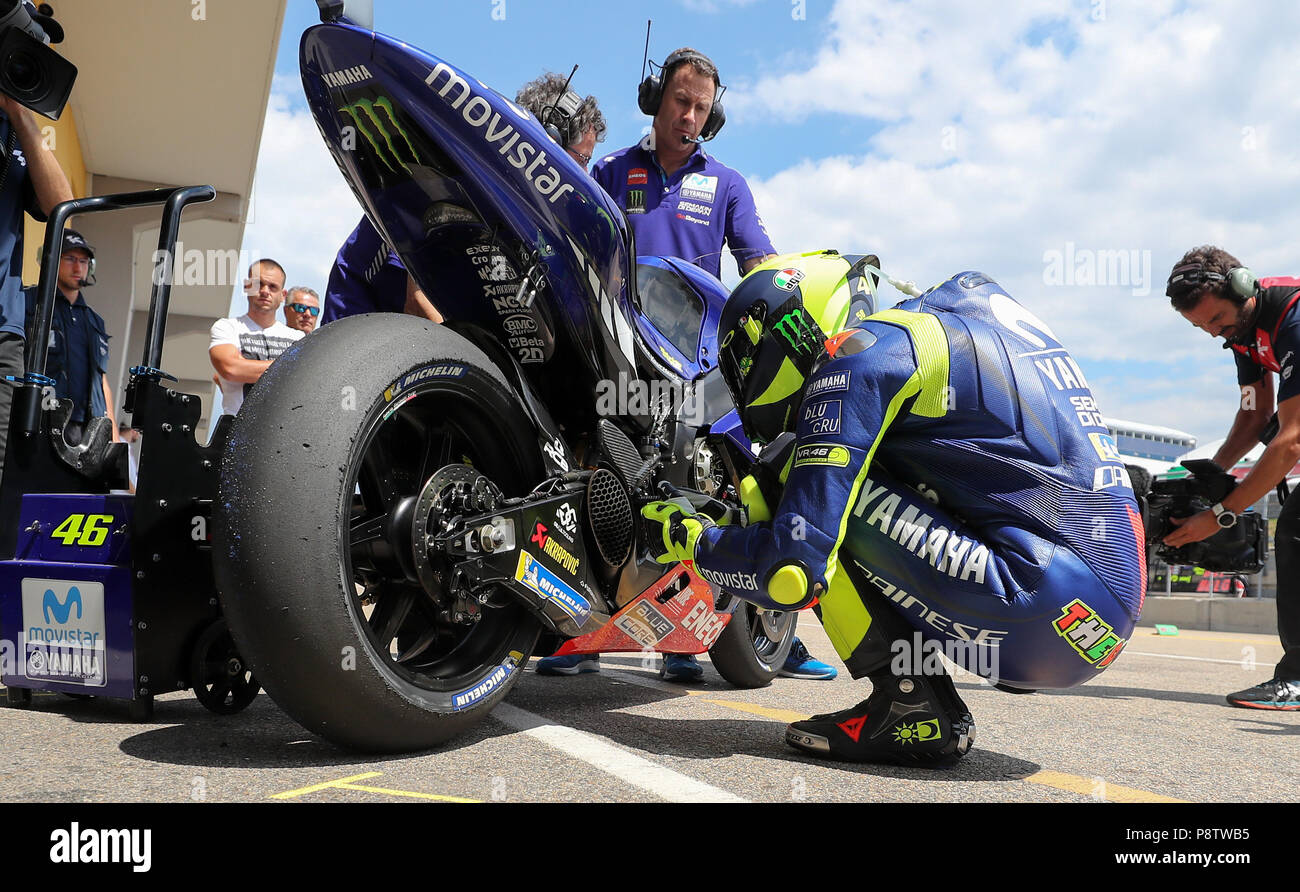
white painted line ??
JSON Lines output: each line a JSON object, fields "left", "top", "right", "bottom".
{"left": 1125, "top": 651, "right": 1253, "bottom": 666}
{"left": 491, "top": 702, "right": 748, "bottom": 803}
{"left": 604, "top": 667, "right": 692, "bottom": 693}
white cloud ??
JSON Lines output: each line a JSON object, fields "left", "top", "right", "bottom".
{"left": 731, "top": 0, "right": 1300, "bottom": 441}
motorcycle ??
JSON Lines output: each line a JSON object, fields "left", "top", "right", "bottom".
{"left": 211, "top": 4, "right": 826, "bottom": 752}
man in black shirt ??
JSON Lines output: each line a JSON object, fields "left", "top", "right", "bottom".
{"left": 23, "top": 229, "right": 116, "bottom": 446}
{"left": 1165, "top": 245, "right": 1300, "bottom": 708}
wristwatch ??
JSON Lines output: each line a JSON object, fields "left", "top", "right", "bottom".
{"left": 1211, "top": 502, "right": 1238, "bottom": 529}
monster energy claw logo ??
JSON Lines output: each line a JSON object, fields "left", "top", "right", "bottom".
{"left": 339, "top": 96, "right": 421, "bottom": 173}
{"left": 771, "top": 307, "right": 818, "bottom": 355}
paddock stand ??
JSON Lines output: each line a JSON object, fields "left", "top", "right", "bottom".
{"left": 0, "top": 187, "right": 258, "bottom": 721}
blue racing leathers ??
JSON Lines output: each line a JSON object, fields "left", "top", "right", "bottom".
{"left": 692, "top": 272, "right": 1145, "bottom": 689}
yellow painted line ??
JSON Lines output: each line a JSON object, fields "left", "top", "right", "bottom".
{"left": 1024, "top": 770, "right": 1186, "bottom": 803}
{"left": 332, "top": 782, "right": 480, "bottom": 803}
{"left": 271, "top": 772, "right": 384, "bottom": 799}
{"left": 271, "top": 771, "right": 479, "bottom": 803}
{"left": 698, "top": 699, "right": 808, "bottom": 724}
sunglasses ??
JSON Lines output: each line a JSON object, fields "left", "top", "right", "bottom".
{"left": 287, "top": 303, "right": 320, "bottom": 317}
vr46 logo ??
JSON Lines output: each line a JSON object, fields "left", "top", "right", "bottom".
{"left": 51, "top": 514, "right": 113, "bottom": 547}
{"left": 1054, "top": 599, "right": 1126, "bottom": 666}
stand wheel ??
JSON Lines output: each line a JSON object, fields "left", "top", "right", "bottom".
{"left": 128, "top": 695, "right": 154, "bottom": 721}
{"left": 190, "top": 618, "right": 260, "bottom": 714}
{"left": 5, "top": 686, "right": 32, "bottom": 707}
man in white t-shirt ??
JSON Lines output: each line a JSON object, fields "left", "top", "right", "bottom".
{"left": 209, "top": 258, "right": 303, "bottom": 416}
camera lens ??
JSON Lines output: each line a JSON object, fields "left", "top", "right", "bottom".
{"left": 4, "top": 49, "right": 45, "bottom": 96}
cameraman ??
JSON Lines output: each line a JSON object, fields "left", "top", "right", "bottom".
{"left": 0, "top": 90, "right": 74, "bottom": 474}
{"left": 1164, "top": 245, "right": 1300, "bottom": 709}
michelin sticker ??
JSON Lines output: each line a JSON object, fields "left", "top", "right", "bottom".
{"left": 515, "top": 551, "right": 591, "bottom": 624}
{"left": 384, "top": 364, "right": 467, "bottom": 402}
{"left": 22, "top": 578, "right": 106, "bottom": 687}
{"left": 451, "top": 651, "right": 522, "bottom": 711}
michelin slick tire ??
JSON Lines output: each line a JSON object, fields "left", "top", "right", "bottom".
{"left": 708, "top": 600, "right": 796, "bottom": 688}
{"left": 214, "top": 314, "right": 544, "bottom": 752}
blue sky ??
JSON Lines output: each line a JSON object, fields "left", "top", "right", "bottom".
{"left": 239, "top": 0, "right": 1300, "bottom": 448}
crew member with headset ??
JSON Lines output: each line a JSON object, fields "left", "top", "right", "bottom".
{"left": 591, "top": 47, "right": 776, "bottom": 280}
{"left": 542, "top": 47, "right": 835, "bottom": 683}
{"left": 22, "top": 229, "right": 117, "bottom": 446}
{"left": 1164, "top": 246, "right": 1300, "bottom": 709}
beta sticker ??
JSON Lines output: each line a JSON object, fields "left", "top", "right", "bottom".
{"left": 794, "top": 443, "right": 851, "bottom": 468}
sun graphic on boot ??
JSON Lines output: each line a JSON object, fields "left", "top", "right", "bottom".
{"left": 892, "top": 718, "right": 941, "bottom": 745}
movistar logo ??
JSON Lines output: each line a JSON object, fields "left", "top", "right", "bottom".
{"left": 772, "top": 307, "right": 817, "bottom": 355}
{"left": 43, "top": 587, "right": 82, "bottom": 625}
{"left": 339, "top": 96, "right": 420, "bottom": 173}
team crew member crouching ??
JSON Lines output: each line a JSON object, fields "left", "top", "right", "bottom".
{"left": 641, "top": 268, "right": 1146, "bottom": 764}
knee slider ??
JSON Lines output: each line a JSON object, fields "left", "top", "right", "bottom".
{"left": 766, "top": 562, "right": 815, "bottom": 609}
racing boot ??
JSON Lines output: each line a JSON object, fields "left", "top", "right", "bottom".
{"left": 784, "top": 669, "right": 974, "bottom": 766}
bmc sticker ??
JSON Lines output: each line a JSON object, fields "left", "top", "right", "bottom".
{"left": 21, "top": 578, "right": 106, "bottom": 687}
{"left": 793, "top": 443, "right": 851, "bottom": 468}
{"left": 515, "top": 552, "right": 591, "bottom": 624}
{"left": 1054, "top": 599, "right": 1126, "bottom": 666}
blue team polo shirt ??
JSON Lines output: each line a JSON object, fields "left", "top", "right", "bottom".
{"left": 321, "top": 215, "right": 408, "bottom": 325}
{"left": 0, "top": 112, "right": 43, "bottom": 339}
{"left": 592, "top": 134, "right": 774, "bottom": 280}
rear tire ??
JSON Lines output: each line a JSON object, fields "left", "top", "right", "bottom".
{"left": 215, "top": 314, "right": 545, "bottom": 752}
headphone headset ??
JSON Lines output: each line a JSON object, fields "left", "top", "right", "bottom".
{"left": 539, "top": 64, "right": 584, "bottom": 151}
{"left": 637, "top": 49, "right": 727, "bottom": 142}
{"left": 1166, "top": 262, "right": 1258, "bottom": 305}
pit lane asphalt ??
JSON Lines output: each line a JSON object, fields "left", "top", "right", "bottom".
{"left": 0, "top": 615, "right": 1294, "bottom": 803}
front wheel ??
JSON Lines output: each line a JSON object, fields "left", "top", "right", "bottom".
{"left": 708, "top": 601, "right": 796, "bottom": 688}
{"left": 214, "top": 314, "right": 545, "bottom": 752}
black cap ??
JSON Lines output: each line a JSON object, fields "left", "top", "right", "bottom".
{"left": 61, "top": 229, "right": 94, "bottom": 259}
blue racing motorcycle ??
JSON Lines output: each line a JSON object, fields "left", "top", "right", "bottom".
{"left": 212, "top": 3, "right": 803, "bottom": 751}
